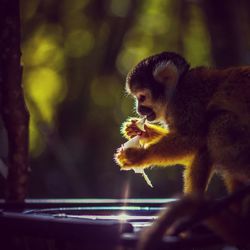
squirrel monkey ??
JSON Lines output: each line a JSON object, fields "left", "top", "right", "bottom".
{"left": 115, "top": 51, "right": 250, "bottom": 195}
{"left": 114, "top": 51, "right": 250, "bottom": 248}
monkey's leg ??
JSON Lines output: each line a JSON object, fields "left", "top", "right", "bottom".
{"left": 183, "top": 147, "right": 212, "bottom": 194}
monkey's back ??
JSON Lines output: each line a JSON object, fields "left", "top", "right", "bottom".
{"left": 208, "top": 66, "right": 250, "bottom": 125}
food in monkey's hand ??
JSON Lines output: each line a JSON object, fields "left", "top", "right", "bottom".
{"left": 122, "top": 134, "right": 143, "bottom": 149}
{"left": 133, "top": 167, "right": 154, "bottom": 188}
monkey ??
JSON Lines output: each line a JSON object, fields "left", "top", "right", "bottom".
{"left": 114, "top": 51, "right": 250, "bottom": 247}
{"left": 115, "top": 51, "right": 250, "bottom": 194}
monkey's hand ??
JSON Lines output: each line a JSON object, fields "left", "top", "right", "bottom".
{"left": 121, "top": 117, "right": 168, "bottom": 141}
{"left": 114, "top": 147, "right": 149, "bottom": 170}
{"left": 121, "top": 118, "right": 144, "bottom": 140}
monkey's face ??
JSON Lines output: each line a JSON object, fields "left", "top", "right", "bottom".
{"left": 126, "top": 52, "right": 189, "bottom": 123}
{"left": 133, "top": 88, "right": 167, "bottom": 122}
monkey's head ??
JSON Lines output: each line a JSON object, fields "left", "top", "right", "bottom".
{"left": 125, "top": 52, "right": 189, "bottom": 122}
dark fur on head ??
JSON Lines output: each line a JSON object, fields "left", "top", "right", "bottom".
{"left": 126, "top": 52, "right": 190, "bottom": 99}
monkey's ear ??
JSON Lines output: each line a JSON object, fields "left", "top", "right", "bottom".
{"left": 153, "top": 61, "right": 179, "bottom": 86}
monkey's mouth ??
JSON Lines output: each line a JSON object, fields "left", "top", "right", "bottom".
{"left": 137, "top": 106, "right": 156, "bottom": 121}
{"left": 146, "top": 112, "right": 156, "bottom": 121}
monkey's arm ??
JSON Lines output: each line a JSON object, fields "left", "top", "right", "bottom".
{"left": 115, "top": 133, "right": 198, "bottom": 169}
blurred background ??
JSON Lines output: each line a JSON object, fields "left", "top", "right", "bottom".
{"left": 2, "top": 0, "right": 249, "bottom": 198}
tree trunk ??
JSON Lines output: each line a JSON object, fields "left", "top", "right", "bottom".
{"left": 0, "top": 0, "right": 30, "bottom": 202}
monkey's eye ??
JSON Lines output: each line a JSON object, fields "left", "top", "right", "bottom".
{"left": 138, "top": 94, "right": 146, "bottom": 103}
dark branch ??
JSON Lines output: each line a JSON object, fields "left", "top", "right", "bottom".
{"left": 0, "top": 0, "right": 30, "bottom": 202}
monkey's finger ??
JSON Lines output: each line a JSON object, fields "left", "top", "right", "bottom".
{"left": 123, "top": 126, "right": 143, "bottom": 139}
{"left": 126, "top": 130, "right": 139, "bottom": 137}
{"left": 125, "top": 124, "right": 142, "bottom": 132}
